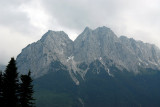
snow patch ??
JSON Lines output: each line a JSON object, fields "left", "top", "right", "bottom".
{"left": 107, "top": 68, "right": 114, "bottom": 77}
{"left": 78, "top": 98, "right": 84, "bottom": 107}
{"left": 138, "top": 63, "right": 141, "bottom": 66}
{"left": 138, "top": 57, "right": 143, "bottom": 62}
{"left": 65, "top": 55, "right": 81, "bottom": 85}
{"left": 67, "top": 56, "right": 74, "bottom": 62}
{"left": 99, "top": 57, "right": 102, "bottom": 60}
{"left": 68, "top": 70, "right": 79, "bottom": 85}
{"left": 99, "top": 57, "right": 114, "bottom": 77}
{"left": 148, "top": 60, "right": 158, "bottom": 66}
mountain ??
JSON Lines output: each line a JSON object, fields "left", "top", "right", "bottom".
{"left": 17, "top": 30, "right": 74, "bottom": 78}
{"left": 0, "top": 65, "right": 5, "bottom": 71}
{"left": 75, "top": 26, "right": 160, "bottom": 72}
{"left": 16, "top": 26, "right": 160, "bottom": 107}
{"left": 17, "top": 26, "right": 160, "bottom": 82}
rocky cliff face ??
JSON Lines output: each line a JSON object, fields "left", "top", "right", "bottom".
{"left": 16, "top": 30, "right": 73, "bottom": 78}
{"left": 16, "top": 26, "right": 160, "bottom": 84}
{"left": 74, "top": 26, "right": 160, "bottom": 73}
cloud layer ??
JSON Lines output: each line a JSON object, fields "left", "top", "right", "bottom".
{"left": 0, "top": 0, "right": 160, "bottom": 65}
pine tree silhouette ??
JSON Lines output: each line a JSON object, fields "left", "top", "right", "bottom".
{"left": 0, "top": 71, "right": 4, "bottom": 106}
{"left": 3, "top": 58, "right": 19, "bottom": 107}
{"left": 0, "top": 58, "right": 35, "bottom": 107}
{"left": 20, "top": 71, "right": 35, "bottom": 107}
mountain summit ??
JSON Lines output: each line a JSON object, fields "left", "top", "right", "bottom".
{"left": 16, "top": 26, "right": 160, "bottom": 84}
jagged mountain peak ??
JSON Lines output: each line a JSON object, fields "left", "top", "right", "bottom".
{"left": 83, "top": 26, "right": 111, "bottom": 31}
{"left": 83, "top": 26, "right": 91, "bottom": 31}
{"left": 17, "top": 26, "right": 160, "bottom": 84}
{"left": 17, "top": 29, "right": 74, "bottom": 78}
{"left": 76, "top": 26, "right": 116, "bottom": 40}
{"left": 120, "top": 35, "right": 144, "bottom": 44}
{"left": 74, "top": 26, "right": 119, "bottom": 63}
{"left": 40, "top": 30, "right": 72, "bottom": 43}
{"left": 94, "top": 26, "right": 111, "bottom": 31}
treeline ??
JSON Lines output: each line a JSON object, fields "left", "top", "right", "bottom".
{"left": 0, "top": 58, "right": 34, "bottom": 107}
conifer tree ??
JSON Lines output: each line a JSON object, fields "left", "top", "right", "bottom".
{"left": 3, "top": 58, "right": 19, "bottom": 107}
{"left": 20, "top": 71, "right": 35, "bottom": 107}
{"left": 0, "top": 71, "right": 4, "bottom": 106}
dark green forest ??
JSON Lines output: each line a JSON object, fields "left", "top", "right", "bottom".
{"left": 1, "top": 59, "right": 160, "bottom": 107}
{"left": 34, "top": 60, "right": 160, "bottom": 107}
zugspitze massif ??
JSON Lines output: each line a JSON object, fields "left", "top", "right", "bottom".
{"left": 16, "top": 26, "right": 160, "bottom": 85}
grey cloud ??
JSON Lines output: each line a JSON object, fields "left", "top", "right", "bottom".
{"left": 40, "top": 0, "right": 160, "bottom": 48}
{"left": 0, "top": 0, "right": 39, "bottom": 36}
{"left": 40, "top": 0, "right": 135, "bottom": 31}
{"left": 0, "top": 0, "right": 37, "bottom": 65}
{"left": 0, "top": 0, "right": 160, "bottom": 65}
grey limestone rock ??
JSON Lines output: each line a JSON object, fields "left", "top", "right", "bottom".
{"left": 16, "top": 30, "right": 73, "bottom": 78}
{"left": 16, "top": 26, "right": 160, "bottom": 84}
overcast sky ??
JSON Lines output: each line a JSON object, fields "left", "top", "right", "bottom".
{"left": 0, "top": 0, "right": 160, "bottom": 65}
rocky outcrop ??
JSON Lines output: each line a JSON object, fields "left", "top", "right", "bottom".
{"left": 16, "top": 30, "right": 73, "bottom": 78}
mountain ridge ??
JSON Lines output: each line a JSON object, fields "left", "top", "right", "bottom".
{"left": 16, "top": 26, "right": 160, "bottom": 85}
{"left": 15, "top": 26, "right": 160, "bottom": 107}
